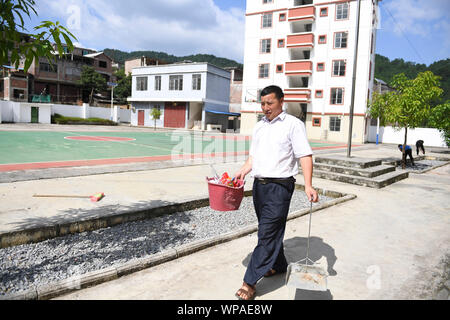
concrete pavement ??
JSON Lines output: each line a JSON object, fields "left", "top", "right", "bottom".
{"left": 0, "top": 142, "right": 449, "bottom": 299}
{"left": 50, "top": 148, "right": 450, "bottom": 300}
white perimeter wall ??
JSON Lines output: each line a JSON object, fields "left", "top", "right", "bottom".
{"left": 368, "top": 125, "right": 446, "bottom": 147}
{"left": 0, "top": 101, "right": 131, "bottom": 123}
{"left": 0, "top": 101, "right": 51, "bottom": 123}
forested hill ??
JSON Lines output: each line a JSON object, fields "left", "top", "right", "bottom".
{"left": 375, "top": 54, "right": 449, "bottom": 102}
{"left": 103, "top": 48, "right": 243, "bottom": 69}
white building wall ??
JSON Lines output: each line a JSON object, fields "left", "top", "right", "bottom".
{"left": 131, "top": 102, "right": 165, "bottom": 127}
{"left": 241, "top": 0, "right": 378, "bottom": 142}
{"left": 129, "top": 62, "right": 231, "bottom": 129}
{"left": 130, "top": 63, "right": 230, "bottom": 105}
{"left": 368, "top": 126, "right": 447, "bottom": 147}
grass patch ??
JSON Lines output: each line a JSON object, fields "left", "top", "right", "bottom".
{"left": 52, "top": 114, "right": 117, "bottom": 126}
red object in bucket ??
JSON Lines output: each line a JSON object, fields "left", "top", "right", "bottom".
{"left": 207, "top": 177, "right": 245, "bottom": 211}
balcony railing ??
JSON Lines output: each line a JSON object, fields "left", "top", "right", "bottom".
{"left": 284, "top": 89, "right": 311, "bottom": 102}
{"left": 31, "top": 94, "right": 51, "bottom": 103}
{"left": 288, "top": 6, "right": 315, "bottom": 21}
{"left": 286, "top": 33, "right": 314, "bottom": 48}
{"left": 285, "top": 61, "right": 313, "bottom": 75}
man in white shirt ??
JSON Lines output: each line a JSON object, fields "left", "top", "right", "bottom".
{"left": 234, "top": 85, "right": 318, "bottom": 300}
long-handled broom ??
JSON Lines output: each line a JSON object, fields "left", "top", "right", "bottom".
{"left": 33, "top": 192, "right": 105, "bottom": 202}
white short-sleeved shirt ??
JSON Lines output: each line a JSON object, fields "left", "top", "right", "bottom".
{"left": 249, "top": 112, "right": 313, "bottom": 178}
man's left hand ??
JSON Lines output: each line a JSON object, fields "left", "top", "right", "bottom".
{"left": 305, "top": 186, "right": 319, "bottom": 202}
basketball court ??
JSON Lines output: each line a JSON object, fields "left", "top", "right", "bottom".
{"left": 0, "top": 129, "right": 355, "bottom": 172}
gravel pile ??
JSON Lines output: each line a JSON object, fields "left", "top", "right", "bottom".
{"left": 397, "top": 159, "right": 448, "bottom": 172}
{"left": 0, "top": 190, "right": 333, "bottom": 296}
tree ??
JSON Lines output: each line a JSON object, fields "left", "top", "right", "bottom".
{"left": 150, "top": 107, "right": 161, "bottom": 131}
{"left": 78, "top": 66, "right": 107, "bottom": 105}
{"left": 428, "top": 100, "right": 450, "bottom": 147}
{"left": 113, "top": 69, "right": 131, "bottom": 104}
{"left": 0, "top": 0, "right": 77, "bottom": 72}
{"left": 368, "top": 71, "right": 444, "bottom": 168}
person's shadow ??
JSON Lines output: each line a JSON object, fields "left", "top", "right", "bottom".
{"left": 242, "top": 236, "right": 337, "bottom": 300}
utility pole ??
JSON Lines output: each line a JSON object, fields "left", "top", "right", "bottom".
{"left": 347, "top": 0, "right": 361, "bottom": 158}
{"left": 107, "top": 81, "right": 118, "bottom": 121}
{"left": 376, "top": 80, "right": 381, "bottom": 145}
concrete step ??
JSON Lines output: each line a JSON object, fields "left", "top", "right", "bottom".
{"left": 315, "top": 155, "right": 382, "bottom": 169}
{"left": 311, "top": 169, "right": 409, "bottom": 189}
{"left": 313, "top": 162, "right": 396, "bottom": 178}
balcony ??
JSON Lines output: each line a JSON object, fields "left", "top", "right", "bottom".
{"left": 285, "top": 61, "right": 312, "bottom": 76}
{"left": 284, "top": 88, "right": 311, "bottom": 103}
{"left": 293, "top": 0, "right": 313, "bottom": 6}
{"left": 286, "top": 33, "right": 314, "bottom": 48}
{"left": 289, "top": 47, "right": 311, "bottom": 61}
{"left": 288, "top": 5, "right": 315, "bottom": 22}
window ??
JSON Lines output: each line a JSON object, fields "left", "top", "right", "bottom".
{"left": 278, "top": 39, "right": 285, "bottom": 48}
{"left": 65, "top": 67, "right": 81, "bottom": 76}
{"left": 262, "top": 13, "right": 273, "bottom": 28}
{"left": 99, "top": 61, "right": 107, "bottom": 68}
{"left": 155, "top": 76, "right": 161, "bottom": 91}
{"left": 169, "top": 75, "right": 183, "bottom": 91}
{"left": 39, "top": 62, "right": 57, "bottom": 73}
{"left": 315, "top": 90, "right": 323, "bottom": 98}
{"left": 334, "top": 32, "right": 348, "bottom": 48}
{"left": 276, "top": 64, "right": 283, "bottom": 73}
{"left": 320, "top": 7, "right": 328, "bottom": 17}
{"left": 317, "top": 62, "right": 325, "bottom": 72}
{"left": 260, "top": 39, "right": 271, "bottom": 53}
{"left": 318, "top": 35, "right": 327, "bottom": 44}
{"left": 336, "top": 3, "right": 349, "bottom": 20}
{"left": 330, "top": 117, "right": 341, "bottom": 132}
{"left": 258, "top": 64, "right": 269, "bottom": 78}
{"left": 136, "top": 77, "right": 148, "bottom": 91}
{"left": 330, "top": 88, "right": 344, "bottom": 104}
{"left": 279, "top": 13, "right": 286, "bottom": 21}
{"left": 13, "top": 89, "right": 25, "bottom": 99}
{"left": 82, "top": 49, "right": 90, "bottom": 56}
{"left": 332, "top": 60, "right": 346, "bottom": 76}
{"left": 192, "top": 74, "right": 201, "bottom": 90}
{"left": 312, "top": 118, "right": 322, "bottom": 127}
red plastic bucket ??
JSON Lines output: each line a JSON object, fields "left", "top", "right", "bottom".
{"left": 206, "top": 177, "right": 245, "bottom": 211}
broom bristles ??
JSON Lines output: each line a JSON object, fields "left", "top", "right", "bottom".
{"left": 90, "top": 192, "right": 105, "bottom": 202}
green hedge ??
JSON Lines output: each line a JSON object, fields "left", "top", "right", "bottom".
{"left": 52, "top": 114, "right": 117, "bottom": 126}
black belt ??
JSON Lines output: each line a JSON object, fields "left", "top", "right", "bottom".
{"left": 255, "top": 177, "right": 295, "bottom": 185}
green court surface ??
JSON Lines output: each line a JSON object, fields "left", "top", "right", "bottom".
{"left": 0, "top": 131, "right": 252, "bottom": 165}
{"left": 0, "top": 131, "right": 348, "bottom": 169}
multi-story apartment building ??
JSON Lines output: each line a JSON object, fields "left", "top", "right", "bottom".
{"left": 241, "top": 0, "right": 379, "bottom": 143}
{"left": 128, "top": 62, "right": 238, "bottom": 131}
{"left": 1, "top": 44, "right": 114, "bottom": 104}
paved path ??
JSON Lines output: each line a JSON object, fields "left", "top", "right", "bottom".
{"left": 0, "top": 139, "right": 449, "bottom": 300}
{"left": 54, "top": 156, "right": 450, "bottom": 300}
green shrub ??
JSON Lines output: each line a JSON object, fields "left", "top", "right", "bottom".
{"left": 51, "top": 113, "right": 117, "bottom": 125}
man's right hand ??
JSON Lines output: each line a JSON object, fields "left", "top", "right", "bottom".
{"left": 234, "top": 156, "right": 252, "bottom": 181}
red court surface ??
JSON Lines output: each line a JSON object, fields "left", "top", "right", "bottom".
{"left": 0, "top": 143, "right": 359, "bottom": 173}
{"left": 64, "top": 136, "right": 136, "bottom": 142}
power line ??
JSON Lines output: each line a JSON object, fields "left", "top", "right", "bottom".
{"left": 380, "top": 3, "right": 426, "bottom": 65}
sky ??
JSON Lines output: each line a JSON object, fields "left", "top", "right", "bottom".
{"left": 22, "top": 0, "right": 450, "bottom": 66}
